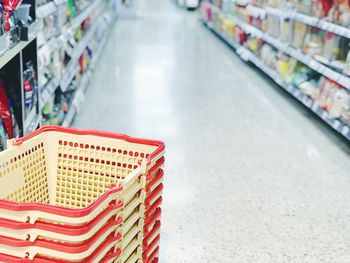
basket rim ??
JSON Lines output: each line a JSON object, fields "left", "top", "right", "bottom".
{"left": 0, "top": 185, "right": 123, "bottom": 217}
{"left": 13, "top": 126, "right": 165, "bottom": 165}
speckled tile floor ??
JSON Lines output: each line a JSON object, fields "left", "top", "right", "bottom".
{"left": 74, "top": 1, "right": 350, "bottom": 262}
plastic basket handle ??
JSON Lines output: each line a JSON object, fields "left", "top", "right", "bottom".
{"left": 122, "top": 159, "right": 147, "bottom": 188}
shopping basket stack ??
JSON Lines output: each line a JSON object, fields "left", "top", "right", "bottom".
{"left": 0, "top": 126, "right": 165, "bottom": 263}
{"left": 142, "top": 156, "right": 164, "bottom": 263}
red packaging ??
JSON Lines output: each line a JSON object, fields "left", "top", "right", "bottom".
{"left": 3, "top": 0, "right": 23, "bottom": 31}
{"left": 0, "top": 81, "right": 13, "bottom": 138}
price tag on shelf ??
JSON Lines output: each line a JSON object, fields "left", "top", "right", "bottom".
{"left": 306, "top": 98, "right": 313, "bottom": 108}
{"left": 323, "top": 67, "right": 340, "bottom": 82}
{"left": 341, "top": 126, "right": 350, "bottom": 137}
{"left": 286, "top": 85, "right": 293, "bottom": 93}
{"left": 311, "top": 101, "right": 319, "bottom": 112}
{"left": 54, "top": 0, "right": 68, "bottom": 5}
{"left": 36, "top": 2, "right": 57, "bottom": 19}
{"left": 307, "top": 59, "right": 316, "bottom": 69}
{"left": 319, "top": 20, "right": 329, "bottom": 31}
{"left": 344, "top": 29, "right": 350, "bottom": 39}
{"left": 334, "top": 25, "right": 343, "bottom": 36}
{"left": 292, "top": 88, "right": 299, "bottom": 97}
{"left": 296, "top": 13, "right": 318, "bottom": 26}
{"left": 337, "top": 75, "right": 350, "bottom": 90}
{"left": 291, "top": 49, "right": 302, "bottom": 61}
{"left": 240, "top": 50, "right": 251, "bottom": 61}
{"left": 274, "top": 76, "right": 283, "bottom": 86}
{"left": 236, "top": 46, "right": 244, "bottom": 55}
{"left": 332, "top": 120, "right": 341, "bottom": 130}
{"left": 322, "top": 111, "right": 328, "bottom": 120}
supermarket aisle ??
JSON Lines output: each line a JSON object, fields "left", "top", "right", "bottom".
{"left": 75, "top": 1, "right": 350, "bottom": 262}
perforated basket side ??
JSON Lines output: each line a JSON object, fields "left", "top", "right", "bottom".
{"left": 0, "top": 135, "right": 50, "bottom": 205}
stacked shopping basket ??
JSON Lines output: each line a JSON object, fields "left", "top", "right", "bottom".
{"left": 0, "top": 126, "right": 165, "bottom": 263}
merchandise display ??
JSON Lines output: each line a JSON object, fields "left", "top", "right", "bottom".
{"left": 0, "top": 0, "right": 117, "bottom": 151}
{"left": 0, "top": 1, "right": 40, "bottom": 54}
{"left": 200, "top": 0, "right": 350, "bottom": 141}
{"left": 0, "top": 1, "right": 42, "bottom": 151}
{"left": 37, "top": 0, "right": 116, "bottom": 128}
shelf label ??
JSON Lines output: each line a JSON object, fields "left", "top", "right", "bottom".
{"left": 311, "top": 101, "right": 319, "bottom": 112}
{"left": 306, "top": 98, "right": 313, "bottom": 107}
{"left": 342, "top": 126, "right": 350, "bottom": 136}
{"left": 292, "top": 89, "right": 299, "bottom": 97}
{"left": 322, "top": 111, "right": 328, "bottom": 119}
{"left": 337, "top": 75, "right": 350, "bottom": 90}
{"left": 323, "top": 67, "right": 340, "bottom": 81}
{"left": 333, "top": 120, "right": 341, "bottom": 130}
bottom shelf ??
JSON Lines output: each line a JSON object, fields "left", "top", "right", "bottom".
{"left": 202, "top": 20, "right": 350, "bottom": 142}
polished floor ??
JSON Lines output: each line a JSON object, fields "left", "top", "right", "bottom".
{"left": 75, "top": 1, "right": 350, "bottom": 262}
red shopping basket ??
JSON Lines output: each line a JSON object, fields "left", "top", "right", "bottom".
{"left": 0, "top": 126, "right": 165, "bottom": 262}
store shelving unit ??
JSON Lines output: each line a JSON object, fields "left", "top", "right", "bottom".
{"left": 37, "top": 0, "right": 117, "bottom": 127}
{"left": 0, "top": 0, "right": 116, "bottom": 149}
{"left": 0, "top": 2, "right": 42, "bottom": 138}
{"left": 202, "top": 1, "right": 350, "bottom": 141}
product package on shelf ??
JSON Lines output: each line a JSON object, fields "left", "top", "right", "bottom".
{"left": 0, "top": 82, "right": 21, "bottom": 151}
{"left": 201, "top": 0, "right": 350, "bottom": 137}
{"left": 38, "top": 0, "right": 116, "bottom": 129}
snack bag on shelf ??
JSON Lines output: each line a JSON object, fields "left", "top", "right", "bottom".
{"left": 292, "top": 21, "right": 308, "bottom": 49}
{"left": 280, "top": 19, "right": 293, "bottom": 43}
{"left": 340, "top": 104, "right": 350, "bottom": 124}
{"left": 228, "top": 20, "right": 236, "bottom": 38}
{"left": 317, "top": 77, "right": 337, "bottom": 109}
{"left": 304, "top": 27, "right": 323, "bottom": 56}
{"left": 291, "top": 66, "right": 313, "bottom": 87}
{"left": 221, "top": 0, "right": 230, "bottom": 13}
{"left": 312, "top": 0, "right": 334, "bottom": 18}
{"left": 284, "top": 58, "right": 299, "bottom": 83}
{"left": 328, "top": 87, "right": 350, "bottom": 118}
{"left": 296, "top": 0, "right": 313, "bottom": 14}
{"left": 0, "top": 81, "right": 13, "bottom": 138}
{"left": 260, "top": 44, "right": 277, "bottom": 67}
{"left": 276, "top": 53, "right": 289, "bottom": 76}
{"left": 213, "top": 0, "right": 222, "bottom": 8}
{"left": 337, "top": 37, "right": 350, "bottom": 62}
{"left": 266, "top": 14, "right": 280, "bottom": 38}
{"left": 201, "top": 2, "right": 212, "bottom": 21}
{"left": 332, "top": 0, "right": 350, "bottom": 26}
{"left": 249, "top": 37, "right": 263, "bottom": 52}
{"left": 67, "top": 0, "right": 76, "bottom": 20}
{"left": 343, "top": 50, "right": 350, "bottom": 76}
{"left": 235, "top": 26, "right": 247, "bottom": 45}
{"left": 2, "top": 0, "right": 23, "bottom": 31}
{"left": 322, "top": 32, "right": 340, "bottom": 60}
{"left": 299, "top": 80, "right": 319, "bottom": 98}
